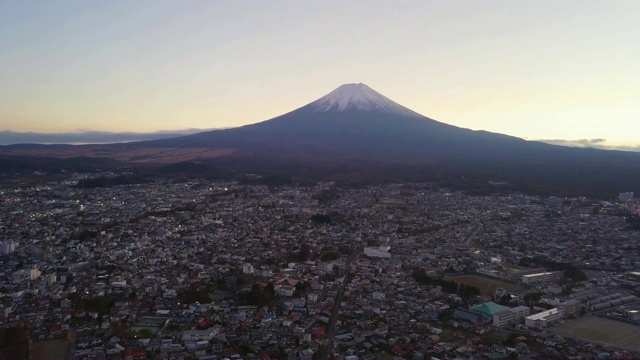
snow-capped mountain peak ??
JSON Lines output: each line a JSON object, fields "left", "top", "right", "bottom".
{"left": 308, "top": 83, "right": 423, "bottom": 117}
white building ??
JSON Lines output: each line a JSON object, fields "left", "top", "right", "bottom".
{"left": 558, "top": 299, "right": 582, "bottom": 317}
{"left": 317, "top": 262, "right": 334, "bottom": 274}
{"left": 163, "top": 289, "right": 177, "bottom": 298}
{"left": 364, "top": 246, "right": 391, "bottom": 259}
{"left": 275, "top": 278, "right": 298, "bottom": 297}
{"left": 1, "top": 241, "right": 15, "bottom": 255}
{"left": 493, "top": 305, "right": 531, "bottom": 327}
{"left": 111, "top": 280, "right": 127, "bottom": 288}
{"left": 521, "top": 271, "right": 563, "bottom": 284}
{"left": 13, "top": 268, "right": 41, "bottom": 281}
{"left": 47, "top": 273, "right": 57, "bottom": 285}
{"left": 620, "top": 192, "right": 634, "bottom": 202}
{"left": 242, "top": 263, "right": 254, "bottom": 275}
{"left": 181, "top": 326, "right": 221, "bottom": 341}
{"left": 525, "top": 308, "right": 563, "bottom": 328}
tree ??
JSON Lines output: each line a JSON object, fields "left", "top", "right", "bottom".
{"left": 138, "top": 328, "right": 154, "bottom": 339}
{"left": 411, "top": 268, "right": 432, "bottom": 284}
{"left": 235, "top": 275, "right": 247, "bottom": 287}
{"left": 310, "top": 214, "right": 332, "bottom": 224}
{"left": 236, "top": 283, "right": 275, "bottom": 307}
{"left": 113, "top": 322, "right": 128, "bottom": 339}
{"left": 523, "top": 291, "right": 544, "bottom": 306}
{"left": 265, "top": 282, "right": 275, "bottom": 296}
{"left": 215, "top": 277, "right": 228, "bottom": 291}
{"left": 298, "top": 244, "right": 312, "bottom": 262}
{"left": 497, "top": 294, "right": 513, "bottom": 306}
{"left": 178, "top": 285, "right": 210, "bottom": 304}
{"left": 321, "top": 250, "right": 340, "bottom": 261}
{"left": 458, "top": 284, "right": 480, "bottom": 299}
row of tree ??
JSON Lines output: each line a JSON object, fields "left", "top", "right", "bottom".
{"left": 411, "top": 268, "right": 481, "bottom": 299}
{"left": 627, "top": 215, "right": 640, "bottom": 230}
{"left": 518, "top": 256, "right": 588, "bottom": 282}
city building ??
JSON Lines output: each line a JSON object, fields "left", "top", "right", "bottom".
{"left": 558, "top": 299, "right": 582, "bottom": 317}
{"left": 493, "top": 305, "right": 531, "bottom": 327}
{"left": 525, "top": 308, "right": 563, "bottom": 328}
{"left": 1, "top": 241, "right": 15, "bottom": 255}
{"left": 181, "top": 326, "right": 221, "bottom": 342}
{"left": 364, "top": 246, "right": 391, "bottom": 259}
{"left": 620, "top": 192, "right": 634, "bottom": 202}
{"left": 521, "top": 271, "right": 563, "bottom": 284}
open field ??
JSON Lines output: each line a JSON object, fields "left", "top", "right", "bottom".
{"left": 31, "top": 340, "right": 70, "bottom": 360}
{"left": 445, "top": 274, "right": 523, "bottom": 295}
{"left": 1, "top": 146, "right": 235, "bottom": 163}
{"left": 550, "top": 315, "right": 640, "bottom": 352}
{"left": 130, "top": 325, "right": 161, "bottom": 334}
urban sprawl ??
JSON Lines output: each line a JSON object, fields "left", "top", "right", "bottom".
{"left": 1, "top": 173, "right": 640, "bottom": 360}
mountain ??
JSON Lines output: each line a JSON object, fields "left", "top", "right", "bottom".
{"left": 2, "top": 83, "right": 640, "bottom": 197}
{"left": 307, "top": 82, "right": 423, "bottom": 116}
{"left": 146, "top": 83, "right": 550, "bottom": 157}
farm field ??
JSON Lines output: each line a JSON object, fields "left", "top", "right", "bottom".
{"left": 445, "top": 274, "right": 523, "bottom": 295}
{"left": 550, "top": 315, "right": 640, "bottom": 352}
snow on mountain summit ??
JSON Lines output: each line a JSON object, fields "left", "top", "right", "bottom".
{"left": 308, "top": 83, "right": 423, "bottom": 117}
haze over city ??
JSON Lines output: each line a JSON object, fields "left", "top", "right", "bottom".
{"left": 1, "top": 1, "right": 639, "bottom": 150}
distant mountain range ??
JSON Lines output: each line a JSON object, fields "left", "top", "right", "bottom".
{"left": 1, "top": 83, "right": 639, "bottom": 198}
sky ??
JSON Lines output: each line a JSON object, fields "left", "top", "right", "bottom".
{"left": 0, "top": 0, "right": 639, "bottom": 149}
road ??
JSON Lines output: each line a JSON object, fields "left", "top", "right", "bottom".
{"left": 466, "top": 223, "right": 484, "bottom": 245}
{"left": 316, "top": 250, "right": 360, "bottom": 360}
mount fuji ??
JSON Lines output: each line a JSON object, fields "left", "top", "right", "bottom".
{"left": 147, "top": 82, "right": 544, "bottom": 157}
{"left": 307, "top": 83, "right": 423, "bottom": 117}
{"left": 3, "top": 83, "right": 640, "bottom": 196}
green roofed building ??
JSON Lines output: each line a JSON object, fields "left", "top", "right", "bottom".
{"left": 469, "top": 301, "right": 510, "bottom": 319}
{"left": 454, "top": 301, "right": 512, "bottom": 324}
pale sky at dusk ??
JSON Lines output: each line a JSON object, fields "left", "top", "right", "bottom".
{"left": 1, "top": 1, "right": 639, "bottom": 148}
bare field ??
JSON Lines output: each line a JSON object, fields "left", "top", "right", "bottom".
{"left": 445, "top": 274, "right": 523, "bottom": 295}
{"left": 550, "top": 315, "right": 640, "bottom": 352}
{"left": 31, "top": 340, "right": 70, "bottom": 360}
{"left": 1, "top": 146, "right": 235, "bottom": 163}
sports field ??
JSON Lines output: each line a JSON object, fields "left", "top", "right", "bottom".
{"left": 550, "top": 315, "right": 640, "bottom": 352}
{"left": 445, "top": 274, "right": 522, "bottom": 295}
{"left": 32, "top": 340, "right": 70, "bottom": 360}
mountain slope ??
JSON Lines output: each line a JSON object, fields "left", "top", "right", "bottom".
{"left": 147, "top": 83, "right": 553, "bottom": 157}
{"left": 2, "top": 83, "right": 640, "bottom": 197}
{"left": 136, "top": 83, "right": 640, "bottom": 196}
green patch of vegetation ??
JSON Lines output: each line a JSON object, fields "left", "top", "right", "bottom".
{"left": 412, "top": 268, "right": 480, "bottom": 299}
{"left": 519, "top": 256, "right": 587, "bottom": 282}
{"left": 444, "top": 274, "right": 523, "bottom": 295}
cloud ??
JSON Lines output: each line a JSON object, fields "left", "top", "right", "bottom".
{"left": 0, "top": 129, "right": 217, "bottom": 145}
{"left": 538, "top": 138, "right": 640, "bottom": 152}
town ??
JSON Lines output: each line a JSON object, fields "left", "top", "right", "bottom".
{"left": 1, "top": 173, "right": 639, "bottom": 360}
